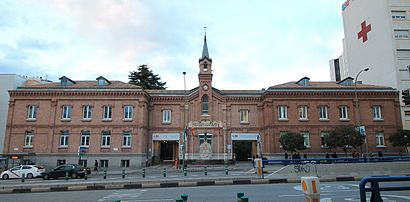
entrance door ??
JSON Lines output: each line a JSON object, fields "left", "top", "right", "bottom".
{"left": 160, "top": 141, "right": 177, "bottom": 161}
{"left": 233, "top": 141, "right": 253, "bottom": 161}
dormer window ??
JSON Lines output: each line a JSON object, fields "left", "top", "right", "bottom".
{"left": 203, "top": 63, "right": 208, "bottom": 72}
{"left": 96, "top": 76, "right": 111, "bottom": 87}
{"left": 59, "top": 76, "right": 76, "bottom": 86}
{"left": 296, "top": 77, "right": 310, "bottom": 86}
{"left": 338, "top": 77, "right": 354, "bottom": 86}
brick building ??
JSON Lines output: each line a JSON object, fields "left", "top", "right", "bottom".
{"left": 3, "top": 36, "right": 402, "bottom": 169}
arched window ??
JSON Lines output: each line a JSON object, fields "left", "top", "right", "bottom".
{"left": 202, "top": 95, "right": 209, "bottom": 115}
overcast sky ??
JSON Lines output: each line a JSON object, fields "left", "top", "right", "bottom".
{"left": 0, "top": 0, "right": 345, "bottom": 90}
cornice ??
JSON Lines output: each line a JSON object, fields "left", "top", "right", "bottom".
{"left": 9, "top": 90, "right": 148, "bottom": 98}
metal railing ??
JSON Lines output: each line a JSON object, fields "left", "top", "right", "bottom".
{"left": 359, "top": 176, "right": 410, "bottom": 202}
{"left": 263, "top": 156, "right": 410, "bottom": 165}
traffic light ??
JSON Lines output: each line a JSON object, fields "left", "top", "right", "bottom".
{"left": 402, "top": 89, "right": 410, "bottom": 105}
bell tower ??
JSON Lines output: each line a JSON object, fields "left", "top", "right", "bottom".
{"left": 198, "top": 27, "right": 213, "bottom": 119}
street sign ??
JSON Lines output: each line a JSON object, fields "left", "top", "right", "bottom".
{"left": 359, "top": 126, "right": 366, "bottom": 136}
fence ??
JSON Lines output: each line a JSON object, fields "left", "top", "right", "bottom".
{"left": 359, "top": 176, "right": 410, "bottom": 202}
{"left": 263, "top": 156, "right": 410, "bottom": 165}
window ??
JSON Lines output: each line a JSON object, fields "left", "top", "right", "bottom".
{"left": 278, "top": 106, "right": 288, "bottom": 120}
{"left": 298, "top": 106, "right": 308, "bottom": 120}
{"left": 62, "top": 105, "right": 72, "bottom": 119}
{"left": 394, "top": 30, "right": 409, "bottom": 39}
{"left": 339, "top": 106, "right": 349, "bottom": 120}
{"left": 121, "top": 160, "right": 130, "bottom": 168}
{"left": 202, "top": 95, "right": 209, "bottom": 115}
{"left": 199, "top": 133, "right": 212, "bottom": 145}
{"left": 100, "top": 160, "right": 109, "bottom": 168}
{"left": 79, "top": 160, "right": 87, "bottom": 167}
{"left": 80, "top": 131, "right": 90, "bottom": 147}
{"left": 240, "top": 109, "right": 249, "bottom": 123}
{"left": 376, "top": 132, "right": 385, "bottom": 147}
{"left": 162, "top": 109, "right": 171, "bottom": 123}
{"left": 103, "top": 105, "right": 112, "bottom": 120}
{"left": 83, "top": 105, "right": 92, "bottom": 119}
{"left": 320, "top": 132, "right": 330, "bottom": 148}
{"left": 101, "top": 131, "right": 111, "bottom": 147}
{"left": 24, "top": 131, "right": 34, "bottom": 147}
{"left": 301, "top": 132, "right": 310, "bottom": 147}
{"left": 392, "top": 11, "right": 406, "bottom": 19}
{"left": 372, "top": 106, "right": 382, "bottom": 120}
{"left": 27, "top": 105, "right": 37, "bottom": 119}
{"left": 59, "top": 130, "right": 69, "bottom": 147}
{"left": 319, "top": 106, "right": 329, "bottom": 120}
{"left": 124, "top": 105, "right": 133, "bottom": 120}
{"left": 122, "top": 132, "right": 131, "bottom": 147}
{"left": 203, "top": 63, "right": 208, "bottom": 71}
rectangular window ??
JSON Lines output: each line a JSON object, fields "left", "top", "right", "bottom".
{"left": 83, "top": 105, "right": 92, "bottom": 119}
{"left": 240, "top": 109, "right": 249, "bottom": 123}
{"left": 301, "top": 132, "right": 310, "bottom": 147}
{"left": 122, "top": 132, "right": 131, "bottom": 147}
{"left": 80, "top": 131, "right": 90, "bottom": 147}
{"left": 101, "top": 131, "right": 111, "bottom": 147}
{"left": 79, "top": 160, "right": 87, "bottom": 167}
{"left": 394, "top": 30, "right": 409, "bottom": 39}
{"left": 278, "top": 106, "right": 288, "bottom": 120}
{"left": 100, "top": 160, "right": 109, "bottom": 168}
{"left": 59, "top": 130, "right": 69, "bottom": 147}
{"left": 103, "top": 106, "right": 112, "bottom": 119}
{"left": 372, "top": 106, "right": 382, "bottom": 120}
{"left": 199, "top": 134, "right": 212, "bottom": 145}
{"left": 27, "top": 105, "right": 37, "bottom": 119}
{"left": 24, "top": 131, "right": 34, "bottom": 147}
{"left": 319, "top": 106, "right": 329, "bottom": 120}
{"left": 376, "top": 132, "right": 385, "bottom": 147}
{"left": 162, "top": 110, "right": 172, "bottom": 123}
{"left": 298, "top": 106, "right": 308, "bottom": 120}
{"left": 339, "top": 106, "right": 349, "bottom": 119}
{"left": 121, "top": 160, "right": 130, "bottom": 168}
{"left": 62, "top": 105, "right": 72, "bottom": 119}
{"left": 392, "top": 11, "right": 406, "bottom": 19}
{"left": 320, "top": 132, "right": 329, "bottom": 148}
{"left": 124, "top": 105, "right": 133, "bottom": 120}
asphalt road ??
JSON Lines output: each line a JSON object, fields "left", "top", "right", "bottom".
{"left": 2, "top": 181, "right": 410, "bottom": 202}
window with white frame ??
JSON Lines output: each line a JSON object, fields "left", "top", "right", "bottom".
{"left": 101, "top": 131, "right": 111, "bottom": 147}
{"left": 80, "top": 131, "right": 90, "bottom": 147}
{"left": 122, "top": 131, "right": 131, "bottom": 147}
{"left": 320, "top": 132, "right": 329, "bottom": 148}
{"left": 319, "top": 106, "right": 329, "bottom": 120}
{"left": 376, "top": 132, "right": 385, "bottom": 147}
{"left": 83, "top": 105, "right": 92, "bottom": 119}
{"left": 62, "top": 105, "right": 72, "bottom": 119}
{"left": 27, "top": 105, "right": 37, "bottom": 119}
{"left": 394, "top": 30, "right": 409, "bottom": 39}
{"left": 301, "top": 132, "right": 310, "bottom": 147}
{"left": 162, "top": 109, "right": 171, "bottom": 123}
{"left": 59, "top": 130, "right": 69, "bottom": 147}
{"left": 278, "top": 106, "right": 288, "bottom": 120}
{"left": 100, "top": 160, "right": 109, "bottom": 168}
{"left": 392, "top": 11, "right": 406, "bottom": 19}
{"left": 240, "top": 109, "right": 249, "bottom": 123}
{"left": 124, "top": 105, "right": 133, "bottom": 120}
{"left": 372, "top": 106, "right": 382, "bottom": 120}
{"left": 339, "top": 106, "right": 349, "bottom": 119}
{"left": 25, "top": 131, "right": 34, "bottom": 147}
{"left": 103, "top": 105, "right": 112, "bottom": 119}
{"left": 121, "top": 160, "right": 130, "bottom": 168}
{"left": 298, "top": 106, "right": 308, "bottom": 120}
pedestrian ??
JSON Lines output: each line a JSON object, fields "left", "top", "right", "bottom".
{"left": 94, "top": 160, "right": 99, "bottom": 172}
{"left": 378, "top": 151, "right": 383, "bottom": 157}
{"left": 331, "top": 152, "right": 338, "bottom": 158}
{"left": 325, "top": 153, "right": 330, "bottom": 158}
{"left": 303, "top": 153, "right": 307, "bottom": 159}
{"left": 252, "top": 155, "right": 255, "bottom": 168}
{"left": 296, "top": 152, "right": 301, "bottom": 159}
{"left": 284, "top": 152, "right": 288, "bottom": 160}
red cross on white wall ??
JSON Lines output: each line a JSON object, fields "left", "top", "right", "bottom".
{"left": 357, "top": 21, "right": 372, "bottom": 43}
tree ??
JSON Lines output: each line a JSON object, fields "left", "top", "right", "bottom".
{"left": 327, "top": 125, "right": 364, "bottom": 157}
{"left": 388, "top": 129, "right": 410, "bottom": 155}
{"left": 128, "top": 64, "right": 167, "bottom": 89}
{"left": 279, "top": 132, "right": 306, "bottom": 152}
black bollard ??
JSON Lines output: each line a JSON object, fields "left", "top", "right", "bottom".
{"left": 65, "top": 171, "right": 69, "bottom": 181}
{"left": 163, "top": 168, "right": 166, "bottom": 177}
{"left": 181, "top": 194, "right": 188, "bottom": 201}
{"left": 142, "top": 168, "right": 145, "bottom": 178}
{"left": 122, "top": 167, "right": 125, "bottom": 179}
{"left": 21, "top": 174, "right": 25, "bottom": 183}
{"left": 103, "top": 169, "right": 107, "bottom": 180}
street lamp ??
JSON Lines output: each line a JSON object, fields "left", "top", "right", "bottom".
{"left": 354, "top": 67, "right": 369, "bottom": 159}
{"left": 182, "top": 72, "right": 187, "bottom": 169}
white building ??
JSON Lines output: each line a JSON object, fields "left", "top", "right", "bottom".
{"left": 335, "top": 0, "right": 410, "bottom": 129}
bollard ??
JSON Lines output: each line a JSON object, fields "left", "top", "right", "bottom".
{"left": 21, "top": 174, "right": 25, "bottom": 183}
{"left": 301, "top": 176, "right": 320, "bottom": 202}
{"left": 240, "top": 196, "right": 249, "bottom": 202}
{"left": 65, "top": 171, "right": 69, "bottom": 181}
{"left": 225, "top": 165, "right": 228, "bottom": 175}
{"left": 163, "top": 168, "right": 166, "bottom": 177}
{"left": 237, "top": 192, "right": 244, "bottom": 202}
{"left": 180, "top": 194, "right": 188, "bottom": 201}
{"left": 142, "top": 168, "right": 146, "bottom": 178}
{"left": 103, "top": 169, "right": 107, "bottom": 180}
{"left": 84, "top": 172, "right": 88, "bottom": 180}
{"left": 204, "top": 166, "right": 207, "bottom": 176}
{"left": 183, "top": 167, "right": 187, "bottom": 176}
{"left": 175, "top": 198, "right": 183, "bottom": 202}
{"left": 122, "top": 167, "right": 125, "bottom": 179}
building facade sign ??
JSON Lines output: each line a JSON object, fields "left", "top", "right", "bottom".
{"left": 231, "top": 133, "right": 260, "bottom": 141}
{"left": 189, "top": 120, "right": 222, "bottom": 128}
{"left": 152, "top": 133, "right": 180, "bottom": 141}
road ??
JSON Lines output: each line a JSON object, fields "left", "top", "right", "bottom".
{"left": 2, "top": 181, "right": 410, "bottom": 202}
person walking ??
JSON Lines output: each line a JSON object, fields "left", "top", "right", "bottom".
{"left": 94, "top": 160, "right": 99, "bottom": 172}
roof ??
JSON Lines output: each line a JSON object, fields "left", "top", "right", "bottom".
{"left": 268, "top": 81, "right": 396, "bottom": 91}
{"left": 17, "top": 80, "right": 142, "bottom": 90}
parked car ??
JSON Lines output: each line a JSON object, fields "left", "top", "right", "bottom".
{"left": 1, "top": 165, "right": 45, "bottom": 180}
{"left": 42, "top": 164, "right": 86, "bottom": 180}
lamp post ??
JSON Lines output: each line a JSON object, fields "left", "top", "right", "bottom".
{"left": 182, "top": 72, "right": 187, "bottom": 169}
{"left": 354, "top": 67, "right": 369, "bottom": 159}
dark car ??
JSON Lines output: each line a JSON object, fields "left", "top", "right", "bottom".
{"left": 42, "top": 164, "right": 86, "bottom": 180}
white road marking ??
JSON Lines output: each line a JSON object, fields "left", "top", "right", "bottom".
{"left": 98, "top": 189, "right": 147, "bottom": 201}
{"left": 266, "top": 165, "right": 288, "bottom": 178}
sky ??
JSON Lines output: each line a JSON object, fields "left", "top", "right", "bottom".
{"left": 0, "top": 0, "right": 346, "bottom": 90}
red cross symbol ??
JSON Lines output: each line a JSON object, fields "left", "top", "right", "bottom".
{"left": 357, "top": 21, "right": 371, "bottom": 43}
